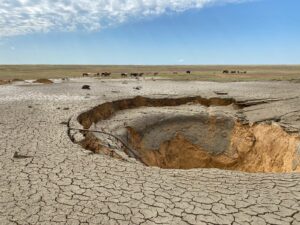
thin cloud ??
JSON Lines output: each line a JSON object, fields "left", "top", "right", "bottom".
{"left": 0, "top": 0, "right": 251, "bottom": 37}
{"left": 178, "top": 58, "right": 185, "bottom": 63}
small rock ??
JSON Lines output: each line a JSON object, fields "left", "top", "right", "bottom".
{"left": 82, "top": 85, "right": 90, "bottom": 90}
{"left": 134, "top": 86, "right": 142, "bottom": 90}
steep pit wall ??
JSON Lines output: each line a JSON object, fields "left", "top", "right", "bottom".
{"left": 77, "top": 96, "right": 238, "bottom": 129}
{"left": 127, "top": 121, "right": 300, "bottom": 173}
{"left": 75, "top": 96, "right": 300, "bottom": 173}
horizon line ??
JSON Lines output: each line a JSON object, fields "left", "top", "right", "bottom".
{"left": 1, "top": 64, "right": 300, "bottom": 67}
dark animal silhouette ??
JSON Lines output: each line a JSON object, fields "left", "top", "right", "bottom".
{"left": 130, "top": 73, "right": 139, "bottom": 78}
{"left": 186, "top": 70, "right": 191, "bottom": 74}
{"left": 154, "top": 72, "right": 159, "bottom": 76}
{"left": 223, "top": 70, "right": 229, "bottom": 74}
{"left": 101, "top": 72, "right": 111, "bottom": 77}
{"left": 82, "top": 85, "right": 90, "bottom": 90}
{"left": 121, "top": 73, "right": 128, "bottom": 77}
{"left": 82, "top": 73, "right": 89, "bottom": 77}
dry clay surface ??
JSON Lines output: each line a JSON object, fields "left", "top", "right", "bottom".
{"left": 1, "top": 78, "right": 300, "bottom": 225}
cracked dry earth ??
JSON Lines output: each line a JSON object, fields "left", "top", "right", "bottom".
{"left": 1, "top": 78, "right": 300, "bottom": 225}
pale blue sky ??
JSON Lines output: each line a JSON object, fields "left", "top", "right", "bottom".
{"left": 0, "top": 0, "right": 299, "bottom": 65}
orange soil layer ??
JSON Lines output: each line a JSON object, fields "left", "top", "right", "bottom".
{"left": 128, "top": 123, "right": 300, "bottom": 173}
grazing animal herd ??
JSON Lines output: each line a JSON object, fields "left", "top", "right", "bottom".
{"left": 82, "top": 72, "right": 146, "bottom": 78}
{"left": 223, "top": 70, "right": 247, "bottom": 74}
{"left": 82, "top": 69, "right": 247, "bottom": 78}
{"left": 82, "top": 72, "right": 111, "bottom": 77}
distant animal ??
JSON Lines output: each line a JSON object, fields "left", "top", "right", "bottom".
{"left": 82, "top": 73, "right": 89, "bottom": 77}
{"left": 130, "top": 73, "right": 139, "bottom": 78}
{"left": 139, "top": 73, "right": 144, "bottom": 77}
{"left": 223, "top": 70, "right": 229, "bottom": 74}
{"left": 121, "top": 73, "right": 128, "bottom": 78}
{"left": 154, "top": 72, "right": 159, "bottom": 76}
{"left": 186, "top": 70, "right": 191, "bottom": 74}
{"left": 95, "top": 72, "right": 100, "bottom": 76}
{"left": 231, "top": 71, "right": 237, "bottom": 74}
{"left": 82, "top": 85, "right": 90, "bottom": 90}
{"left": 101, "top": 72, "right": 111, "bottom": 77}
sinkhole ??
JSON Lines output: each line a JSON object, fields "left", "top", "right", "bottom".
{"left": 75, "top": 96, "right": 300, "bottom": 173}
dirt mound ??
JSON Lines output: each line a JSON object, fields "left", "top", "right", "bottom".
{"left": 33, "top": 78, "right": 53, "bottom": 84}
{"left": 0, "top": 79, "right": 11, "bottom": 85}
{"left": 12, "top": 78, "right": 24, "bottom": 82}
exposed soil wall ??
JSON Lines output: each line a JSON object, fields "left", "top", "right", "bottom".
{"left": 127, "top": 122, "right": 300, "bottom": 172}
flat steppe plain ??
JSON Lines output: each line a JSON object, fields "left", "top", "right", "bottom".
{"left": 1, "top": 65, "right": 300, "bottom": 81}
{"left": 1, "top": 67, "right": 300, "bottom": 225}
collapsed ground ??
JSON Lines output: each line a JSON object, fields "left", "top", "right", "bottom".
{"left": 73, "top": 96, "right": 300, "bottom": 173}
{"left": 1, "top": 78, "right": 300, "bottom": 224}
